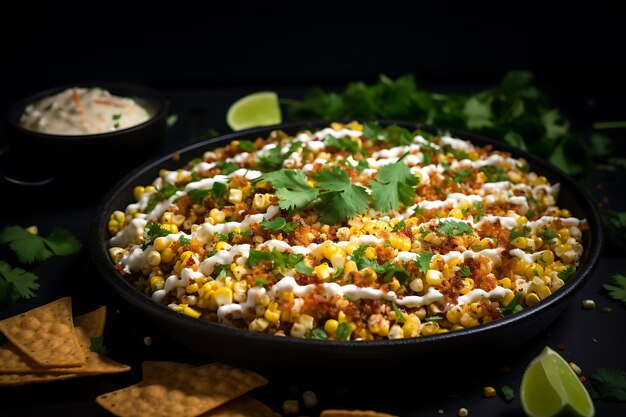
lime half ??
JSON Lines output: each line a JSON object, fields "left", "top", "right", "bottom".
{"left": 521, "top": 346, "right": 595, "bottom": 417}
{"left": 226, "top": 91, "right": 282, "bottom": 131}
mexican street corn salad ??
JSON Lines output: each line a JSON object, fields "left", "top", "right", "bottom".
{"left": 107, "top": 122, "right": 585, "bottom": 341}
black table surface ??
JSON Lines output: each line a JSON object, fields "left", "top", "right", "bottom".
{"left": 1, "top": 85, "right": 625, "bottom": 417}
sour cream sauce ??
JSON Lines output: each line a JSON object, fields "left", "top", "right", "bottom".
{"left": 20, "top": 87, "right": 150, "bottom": 135}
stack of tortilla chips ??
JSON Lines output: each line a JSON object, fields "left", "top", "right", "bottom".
{"left": 0, "top": 297, "right": 129, "bottom": 385}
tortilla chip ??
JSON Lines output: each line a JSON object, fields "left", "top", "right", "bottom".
{"left": 0, "top": 371, "right": 84, "bottom": 386}
{"left": 0, "top": 306, "right": 129, "bottom": 375}
{"left": 142, "top": 361, "right": 194, "bottom": 381}
{"left": 321, "top": 411, "right": 399, "bottom": 417}
{"left": 96, "top": 362, "right": 268, "bottom": 417}
{"left": 202, "top": 396, "right": 280, "bottom": 417}
{"left": 0, "top": 297, "right": 85, "bottom": 367}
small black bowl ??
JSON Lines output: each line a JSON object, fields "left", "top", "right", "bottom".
{"left": 90, "top": 121, "right": 603, "bottom": 377}
{"left": 3, "top": 83, "right": 168, "bottom": 189}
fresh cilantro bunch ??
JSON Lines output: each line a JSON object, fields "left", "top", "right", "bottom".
{"left": 0, "top": 225, "right": 81, "bottom": 306}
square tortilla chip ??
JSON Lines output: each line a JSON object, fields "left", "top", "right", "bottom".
{"left": 201, "top": 396, "right": 280, "bottom": 417}
{"left": 321, "top": 411, "right": 399, "bottom": 417}
{"left": 0, "top": 297, "right": 85, "bottom": 367}
{"left": 142, "top": 361, "right": 194, "bottom": 381}
{"left": 0, "top": 306, "right": 129, "bottom": 375}
{"left": 96, "top": 363, "right": 268, "bottom": 417}
{"left": 0, "top": 371, "right": 84, "bottom": 387}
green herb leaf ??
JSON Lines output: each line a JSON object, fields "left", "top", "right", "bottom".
{"left": 237, "top": 140, "right": 257, "bottom": 152}
{"left": 459, "top": 265, "right": 472, "bottom": 277}
{"left": 260, "top": 217, "right": 296, "bottom": 233}
{"left": 510, "top": 226, "right": 531, "bottom": 241}
{"left": 216, "top": 161, "right": 239, "bottom": 175}
{"left": 295, "top": 261, "right": 314, "bottom": 275}
{"left": 425, "top": 316, "right": 443, "bottom": 322}
{"left": 325, "top": 134, "right": 360, "bottom": 154}
{"left": 246, "top": 249, "right": 303, "bottom": 269}
{"left": 356, "top": 159, "right": 369, "bottom": 172}
{"left": 256, "top": 169, "right": 319, "bottom": 212}
{"left": 501, "top": 385, "right": 515, "bottom": 402}
{"left": 542, "top": 228, "right": 557, "bottom": 242}
{"left": 314, "top": 168, "right": 369, "bottom": 225}
{"left": 144, "top": 224, "right": 170, "bottom": 242}
{"left": 310, "top": 328, "right": 328, "bottom": 340}
{"left": 335, "top": 322, "right": 352, "bottom": 340}
{"left": 436, "top": 220, "right": 475, "bottom": 237}
{"left": 499, "top": 294, "right": 523, "bottom": 316}
{"left": 90, "top": 336, "right": 108, "bottom": 355}
{"left": 452, "top": 169, "right": 472, "bottom": 183}
{"left": 392, "top": 302, "right": 405, "bottom": 323}
{"left": 0, "top": 226, "right": 81, "bottom": 264}
{"left": 604, "top": 273, "right": 626, "bottom": 305}
{"left": 0, "top": 261, "right": 39, "bottom": 305}
{"left": 254, "top": 278, "right": 269, "bottom": 287}
{"left": 590, "top": 368, "right": 626, "bottom": 401}
{"left": 370, "top": 160, "right": 420, "bottom": 212}
{"left": 414, "top": 251, "right": 434, "bottom": 274}
{"left": 558, "top": 265, "right": 577, "bottom": 282}
{"left": 392, "top": 220, "right": 406, "bottom": 232}
{"left": 178, "top": 235, "right": 191, "bottom": 246}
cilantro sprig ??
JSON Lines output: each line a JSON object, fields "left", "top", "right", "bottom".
{"left": 603, "top": 273, "right": 626, "bottom": 306}
{"left": 591, "top": 368, "right": 626, "bottom": 401}
{"left": 0, "top": 226, "right": 81, "bottom": 264}
{"left": 0, "top": 261, "right": 39, "bottom": 305}
{"left": 436, "top": 220, "right": 475, "bottom": 237}
{"left": 260, "top": 217, "right": 296, "bottom": 233}
{"left": 370, "top": 159, "right": 420, "bottom": 212}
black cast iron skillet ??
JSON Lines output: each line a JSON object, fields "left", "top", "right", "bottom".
{"left": 90, "top": 121, "right": 603, "bottom": 376}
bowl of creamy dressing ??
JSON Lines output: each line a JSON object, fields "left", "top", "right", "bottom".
{"left": 5, "top": 83, "right": 168, "bottom": 188}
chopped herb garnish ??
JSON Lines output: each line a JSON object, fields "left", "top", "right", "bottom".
{"left": 112, "top": 113, "right": 121, "bottom": 121}
{"left": 459, "top": 265, "right": 472, "bottom": 277}
{"left": 472, "top": 201, "right": 485, "bottom": 221}
{"left": 601, "top": 307, "right": 612, "bottom": 313}
{"left": 471, "top": 244, "right": 483, "bottom": 250}
{"left": 452, "top": 169, "right": 472, "bottom": 183}
{"left": 260, "top": 217, "right": 296, "bottom": 233}
{"left": 254, "top": 278, "right": 269, "bottom": 287}
{"left": 246, "top": 249, "right": 303, "bottom": 269}
{"left": 237, "top": 140, "right": 257, "bottom": 152}
{"left": 310, "top": 328, "right": 328, "bottom": 340}
{"left": 603, "top": 273, "right": 626, "bottom": 306}
{"left": 425, "top": 316, "right": 443, "bottom": 322}
{"left": 414, "top": 251, "right": 435, "bottom": 274}
{"left": 330, "top": 267, "right": 344, "bottom": 281}
{"left": 325, "top": 134, "right": 360, "bottom": 154}
{"left": 436, "top": 219, "right": 475, "bottom": 237}
{"left": 510, "top": 226, "right": 531, "bottom": 241}
{"left": 479, "top": 165, "right": 509, "bottom": 182}
{"left": 499, "top": 294, "right": 523, "bottom": 316}
{"left": 392, "top": 302, "right": 405, "bottom": 323}
{"left": 501, "top": 385, "right": 515, "bottom": 402}
{"left": 144, "top": 224, "right": 170, "bottom": 243}
{"left": 558, "top": 265, "right": 577, "bottom": 281}
{"left": 295, "top": 261, "right": 314, "bottom": 275}
{"left": 178, "top": 235, "right": 191, "bottom": 246}
{"left": 415, "top": 205, "right": 425, "bottom": 216}
{"left": 392, "top": 220, "right": 406, "bottom": 232}
{"left": 90, "top": 336, "right": 108, "bottom": 355}
{"left": 371, "top": 160, "right": 419, "bottom": 212}
{"left": 216, "top": 161, "right": 239, "bottom": 175}
{"left": 335, "top": 322, "right": 352, "bottom": 340}
{"left": 542, "top": 228, "right": 558, "bottom": 242}
{"left": 356, "top": 159, "right": 369, "bottom": 172}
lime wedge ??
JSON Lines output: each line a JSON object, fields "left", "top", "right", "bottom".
{"left": 226, "top": 91, "right": 282, "bottom": 131}
{"left": 521, "top": 346, "right": 595, "bottom": 417}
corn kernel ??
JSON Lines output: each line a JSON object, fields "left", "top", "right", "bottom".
{"left": 343, "top": 242, "right": 358, "bottom": 255}
{"left": 215, "top": 241, "right": 231, "bottom": 251}
{"left": 330, "top": 253, "right": 346, "bottom": 269}
{"left": 499, "top": 277, "right": 512, "bottom": 289}
{"left": 338, "top": 311, "right": 347, "bottom": 322}
{"left": 186, "top": 283, "right": 199, "bottom": 293}
{"left": 537, "top": 285, "right": 552, "bottom": 300}
{"left": 517, "top": 216, "right": 528, "bottom": 226}
{"left": 344, "top": 261, "right": 357, "bottom": 276}
{"left": 264, "top": 308, "right": 281, "bottom": 323}
{"left": 253, "top": 193, "right": 271, "bottom": 211}
{"left": 409, "top": 278, "right": 424, "bottom": 293}
{"left": 511, "top": 237, "right": 527, "bottom": 249}
{"left": 502, "top": 291, "right": 515, "bottom": 305}
{"left": 180, "top": 251, "right": 196, "bottom": 265}
{"left": 160, "top": 247, "right": 175, "bottom": 263}
{"left": 425, "top": 269, "right": 443, "bottom": 286}
{"left": 147, "top": 250, "right": 161, "bottom": 266}
{"left": 182, "top": 306, "right": 201, "bottom": 319}
{"left": 209, "top": 208, "right": 226, "bottom": 223}
{"left": 314, "top": 263, "right": 331, "bottom": 281}
{"left": 133, "top": 186, "right": 146, "bottom": 200}
{"left": 460, "top": 314, "right": 479, "bottom": 328}
{"left": 388, "top": 324, "right": 404, "bottom": 339}
{"left": 108, "top": 247, "right": 126, "bottom": 262}
{"left": 161, "top": 223, "right": 178, "bottom": 233}
{"left": 228, "top": 188, "right": 243, "bottom": 204}
{"left": 149, "top": 276, "right": 165, "bottom": 290}
{"left": 214, "top": 287, "right": 233, "bottom": 307}
{"left": 525, "top": 292, "right": 541, "bottom": 307}
{"left": 290, "top": 323, "right": 307, "bottom": 338}
{"left": 449, "top": 208, "right": 464, "bottom": 219}
{"left": 299, "top": 314, "right": 315, "bottom": 331}
{"left": 153, "top": 237, "right": 170, "bottom": 251}
{"left": 249, "top": 318, "right": 270, "bottom": 332}
{"left": 402, "top": 318, "right": 421, "bottom": 338}
{"left": 365, "top": 247, "right": 377, "bottom": 260}
{"left": 420, "top": 321, "right": 440, "bottom": 336}
{"left": 324, "top": 319, "right": 339, "bottom": 335}
{"left": 446, "top": 307, "right": 462, "bottom": 324}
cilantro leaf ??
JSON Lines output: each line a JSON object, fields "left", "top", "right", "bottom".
{"left": 356, "top": 159, "right": 369, "bottom": 172}
{"left": 510, "top": 226, "right": 531, "bottom": 241}
{"left": 392, "top": 220, "right": 406, "bottom": 232}
{"left": 216, "top": 161, "right": 239, "bottom": 175}
{"left": 591, "top": 368, "right": 626, "bottom": 401}
{"left": 452, "top": 169, "right": 472, "bottom": 183}
{"left": 0, "top": 226, "right": 81, "bottom": 264}
{"left": 459, "top": 265, "right": 472, "bottom": 277}
{"left": 499, "top": 294, "right": 523, "bottom": 316}
{"left": 479, "top": 165, "right": 509, "bottom": 183}
{"left": 144, "top": 224, "right": 170, "bottom": 243}
{"left": 257, "top": 169, "right": 319, "bottom": 212}
{"left": 0, "top": 261, "right": 39, "bottom": 305}
{"left": 310, "top": 328, "right": 328, "bottom": 340}
{"left": 335, "top": 322, "right": 352, "bottom": 340}
{"left": 392, "top": 302, "right": 405, "bottom": 323}
{"left": 90, "top": 336, "right": 108, "bottom": 355}
{"left": 260, "top": 217, "right": 296, "bottom": 233}
{"left": 314, "top": 168, "right": 369, "bottom": 225}
{"left": 188, "top": 183, "right": 227, "bottom": 205}
{"left": 370, "top": 161, "right": 420, "bottom": 212}
{"left": 558, "top": 265, "right": 577, "bottom": 282}
{"left": 254, "top": 278, "right": 269, "bottom": 287}
{"left": 604, "top": 273, "right": 626, "bottom": 306}
{"left": 257, "top": 142, "right": 302, "bottom": 171}
{"left": 246, "top": 249, "right": 303, "bottom": 269}
{"left": 414, "top": 252, "right": 434, "bottom": 274}
{"left": 325, "top": 134, "right": 360, "bottom": 154}
{"left": 237, "top": 140, "right": 257, "bottom": 152}
{"left": 178, "top": 235, "right": 191, "bottom": 246}
{"left": 472, "top": 201, "right": 485, "bottom": 221}
{"left": 542, "top": 228, "right": 557, "bottom": 242}
{"left": 295, "top": 261, "right": 314, "bottom": 275}
{"left": 501, "top": 385, "right": 515, "bottom": 402}
{"left": 436, "top": 220, "right": 475, "bottom": 237}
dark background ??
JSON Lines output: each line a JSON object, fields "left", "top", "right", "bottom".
{"left": 2, "top": 2, "right": 624, "bottom": 107}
